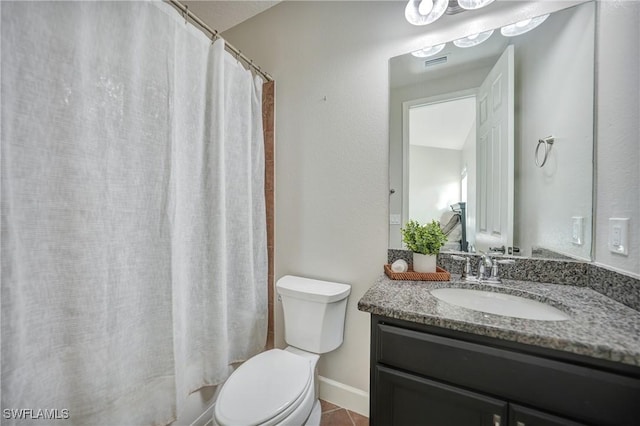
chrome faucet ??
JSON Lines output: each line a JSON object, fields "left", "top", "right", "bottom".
{"left": 452, "top": 254, "right": 515, "bottom": 283}
{"left": 484, "top": 257, "right": 516, "bottom": 283}
{"left": 477, "top": 255, "right": 493, "bottom": 281}
{"left": 451, "top": 255, "right": 474, "bottom": 281}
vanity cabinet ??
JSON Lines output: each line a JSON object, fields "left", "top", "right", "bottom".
{"left": 376, "top": 366, "right": 508, "bottom": 425}
{"left": 370, "top": 315, "right": 640, "bottom": 426}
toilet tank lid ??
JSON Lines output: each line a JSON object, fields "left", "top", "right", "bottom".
{"left": 277, "top": 275, "right": 351, "bottom": 303}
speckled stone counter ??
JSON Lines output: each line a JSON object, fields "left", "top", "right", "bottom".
{"left": 388, "top": 249, "right": 640, "bottom": 310}
{"left": 358, "top": 275, "right": 640, "bottom": 367}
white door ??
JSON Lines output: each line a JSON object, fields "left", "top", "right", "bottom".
{"left": 475, "top": 45, "right": 514, "bottom": 254}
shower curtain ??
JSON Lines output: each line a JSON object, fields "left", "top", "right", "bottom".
{"left": 1, "top": 1, "right": 267, "bottom": 424}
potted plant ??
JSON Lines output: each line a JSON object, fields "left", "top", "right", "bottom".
{"left": 401, "top": 219, "right": 447, "bottom": 273}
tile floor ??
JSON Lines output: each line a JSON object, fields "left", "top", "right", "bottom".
{"left": 320, "top": 400, "right": 368, "bottom": 426}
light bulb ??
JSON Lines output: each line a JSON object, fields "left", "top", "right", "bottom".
{"left": 453, "top": 29, "right": 494, "bottom": 48}
{"left": 501, "top": 14, "right": 549, "bottom": 37}
{"left": 418, "top": 0, "right": 434, "bottom": 15}
{"left": 405, "top": 0, "right": 448, "bottom": 26}
{"left": 516, "top": 19, "right": 532, "bottom": 28}
{"left": 411, "top": 43, "right": 446, "bottom": 58}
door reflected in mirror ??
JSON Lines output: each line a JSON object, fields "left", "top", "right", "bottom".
{"left": 389, "top": 1, "right": 595, "bottom": 261}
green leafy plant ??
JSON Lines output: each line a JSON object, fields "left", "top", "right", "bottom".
{"left": 401, "top": 219, "right": 447, "bottom": 255}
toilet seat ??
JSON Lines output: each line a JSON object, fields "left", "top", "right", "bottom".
{"left": 214, "top": 349, "right": 313, "bottom": 426}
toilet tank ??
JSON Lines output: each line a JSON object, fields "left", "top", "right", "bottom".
{"left": 276, "top": 275, "right": 351, "bottom": 354}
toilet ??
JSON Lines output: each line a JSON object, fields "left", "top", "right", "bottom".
{"left": 214, "top": 275, "right": 351, "bottom": 426}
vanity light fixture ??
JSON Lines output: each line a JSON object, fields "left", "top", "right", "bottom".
{"left": 501, "top": 14, "right": 550, "bottom": 37}
{"left": 457, "top": 0, "right": 495, "bottom": 11}
{"left": 411, "top": 43, "right": 446, "bottom": 58}
{"left": 453, "top": 29, "right": 494, "bottom": 48}
{"left": 405, "top": 0, "right": 448, "bottom": 26}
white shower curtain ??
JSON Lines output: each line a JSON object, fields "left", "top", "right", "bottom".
{"left": 1, "top": 1, "right": 267, "bottom": 424}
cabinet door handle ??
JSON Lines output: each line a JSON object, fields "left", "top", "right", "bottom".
{"left": 493, "top": 414, "right": 501, "bottom": 426}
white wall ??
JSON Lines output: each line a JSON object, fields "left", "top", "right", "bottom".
{"left": 514, "top": 3, "right": 594, "bottom": 260}
{"left": 594, "top": 0, "right": 640, "bottom": 277}
{"left": 409, "top": 146, "right": 462, "bottom": 224}
{"left": 221, "top": 0, "right": 639, "bottom": 414}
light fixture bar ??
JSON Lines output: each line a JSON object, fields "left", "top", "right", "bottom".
{"left": 457, "top": 0, "right": 495, "bottom": 11}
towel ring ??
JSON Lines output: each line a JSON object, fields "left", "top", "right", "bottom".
{"left": 535, "top": 136, "right": 555, "bottom": 168}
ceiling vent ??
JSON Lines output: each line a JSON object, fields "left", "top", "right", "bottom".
{"left": 425, "top": 56, "right": 448, "bottom": 67}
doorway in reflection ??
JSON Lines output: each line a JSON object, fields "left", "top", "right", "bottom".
{"left": 406, "top": 95, "right": 475, "bottom": 251}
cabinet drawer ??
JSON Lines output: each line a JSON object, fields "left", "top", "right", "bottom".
{"left": 375, "top": 365, "right": 508, "bottom": 426}
{"left": 376, "top": 323, "right": 640, "bottom": 425}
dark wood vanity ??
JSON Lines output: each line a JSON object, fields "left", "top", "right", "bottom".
{"left": 369, "top": 315, "right": 640, "bottom": 426}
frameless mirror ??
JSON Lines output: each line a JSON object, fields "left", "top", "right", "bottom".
{"left": 389, "top": 1, "right": 595, "bottom": 261}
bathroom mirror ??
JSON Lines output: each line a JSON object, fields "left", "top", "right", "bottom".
{"left": 389, "top": 1, "right": 595, "bottom": 261}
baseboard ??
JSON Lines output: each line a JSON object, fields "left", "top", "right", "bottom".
{"left": 318, "top": 376, "right": 369, "bottom": 417}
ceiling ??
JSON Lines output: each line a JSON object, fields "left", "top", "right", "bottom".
{"left": 409, "top": 96, "right": 476, "bottom": 150}
{"left": 181, "top": 1, "right": 282, "bottom": 34}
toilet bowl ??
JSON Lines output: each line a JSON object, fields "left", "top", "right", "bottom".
{"left": 214, "top": 348, "right": 319, "bottom": 426}
{"left": 214, "top": 276, "right": 351, "bottom": 426}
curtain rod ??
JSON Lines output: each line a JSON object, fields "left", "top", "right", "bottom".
{"left": 166, "top": 0, "right": 273, "bottom": 82}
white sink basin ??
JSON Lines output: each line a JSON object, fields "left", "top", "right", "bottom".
{"left": 430, "top": 288, "right": 570, "bottom": 321}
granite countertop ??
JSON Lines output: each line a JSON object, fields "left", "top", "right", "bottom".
{"left": 358, "top": 275, "right": 640, "bottom": 367}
